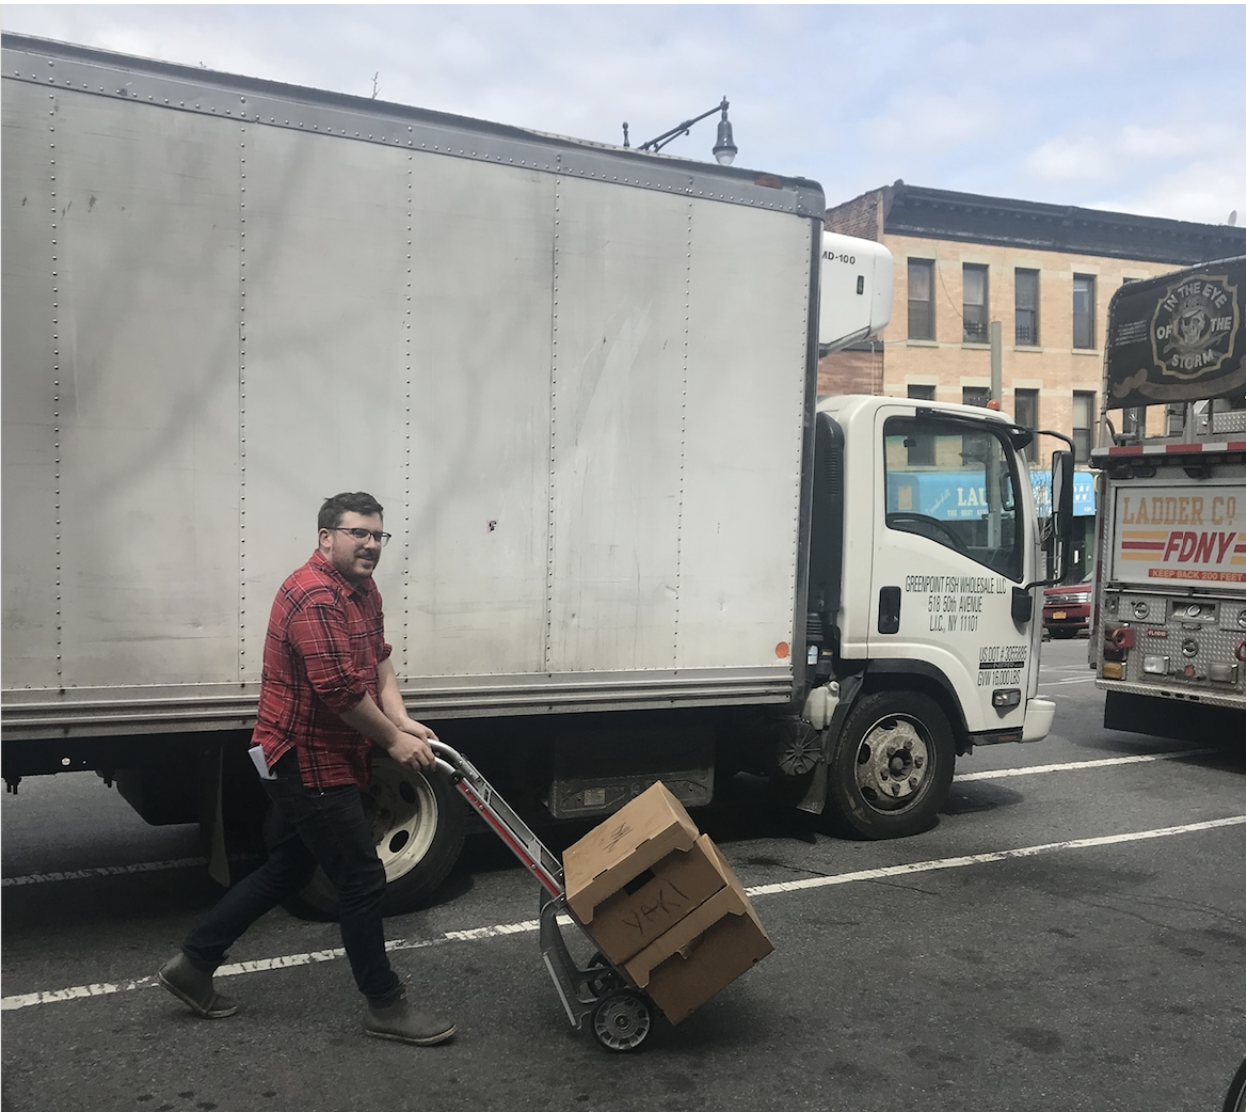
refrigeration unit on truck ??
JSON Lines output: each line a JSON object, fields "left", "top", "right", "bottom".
{"left": 1091, "top": 255, "right": 1246, "bottom": 742}
{"left": 1, "top": 34, "right": 1074, "bottom": 915}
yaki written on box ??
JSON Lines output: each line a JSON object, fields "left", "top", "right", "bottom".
{"left": 576, "top": 830, "right": 728, "bottom": 964}
{"left": 561, "top": 781, "right": 772, "bottom": 1020}
{"left": 563, "top": 782, "right": 703, "bottom": 935}
{"left": 623, "top": 837, "right": 772, "bottom": 1024}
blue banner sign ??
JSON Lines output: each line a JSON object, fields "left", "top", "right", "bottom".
{"left": 888, "top": 470, "right": 1095, "bottom": 521}
{"left": 1028, "top": 470, "right": 1096, "bottom": 518}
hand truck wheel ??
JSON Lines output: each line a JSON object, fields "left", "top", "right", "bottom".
{"left": 590, "top": 989, "right": 652, "bottom": 1052}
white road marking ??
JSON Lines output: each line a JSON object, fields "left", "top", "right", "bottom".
{"left": 955, "top": 749, "right": 1214, "bottom": 782}
{"left": 745, "top": 815, "right": 1246, "bottom": 897}
{"left": 1, "top": 857, "right": 209, "bottom": 888}
{"left": 1038, "top": 675, "right": 1099, "bottom": 686}
{"left": 0, "top": 750, "right": 1219, "bottom": 889}
{"left": 4, "top": 813, "right": 1245, "bottom": 1013}
{"left": 0, "top": 854, "right": 255, "bottom": 889}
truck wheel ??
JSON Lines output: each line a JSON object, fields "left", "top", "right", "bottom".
{"left": 825, "top": 691, "right": 954, "bottom": 839}
{"left": 282, "top": 756, "right": 466, "bottom": 921}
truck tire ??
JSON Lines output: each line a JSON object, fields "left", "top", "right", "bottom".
{"left": 825, "top": 690, "right": 954, "bottom": 839}
{"left": 282, "top": 756, "right": 466, "bottom": 921}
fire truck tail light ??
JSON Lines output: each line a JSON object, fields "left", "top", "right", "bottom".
{"left": 1101, "top": 662, "right": 1124, "bottom": 679}
{"left": 1143, "top": 656, "right": 1169, "bottom": 675}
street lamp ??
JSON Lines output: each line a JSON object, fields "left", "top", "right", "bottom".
{"left": 622, "top": 97, "right": 738, "bottom": 166}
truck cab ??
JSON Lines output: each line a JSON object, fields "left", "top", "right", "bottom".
{"left": 793, "top": 395, "right": 1071, "bottom": 837}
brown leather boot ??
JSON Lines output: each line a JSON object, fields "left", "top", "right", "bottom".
{"left": 364, "top": 989, "right": 455, "bottom": 1046}
{"left": 157, "top": 953, "right": 238, "bottom": 1019}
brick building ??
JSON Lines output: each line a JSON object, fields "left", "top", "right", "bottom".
{"left": 823, "top": 182, "right": 1246, "bottom": 462}
{"left": 823, "top": 182, "right": 1246, "bottom": 577}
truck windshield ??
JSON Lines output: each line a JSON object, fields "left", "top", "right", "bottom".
{"left": 883, "top": 414, "right": 1023, "bottom": 582}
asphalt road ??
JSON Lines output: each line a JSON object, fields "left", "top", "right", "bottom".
{"left": 3, "top": 637, "right": 1245, "bottom": 1112}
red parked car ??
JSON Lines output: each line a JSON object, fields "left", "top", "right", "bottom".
{"left": 1042, "top": 578, "right": 1092, "bottom": 638}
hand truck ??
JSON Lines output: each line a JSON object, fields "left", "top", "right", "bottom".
{"left": 429, "top": 740, "right": 657, "bottom": 1051}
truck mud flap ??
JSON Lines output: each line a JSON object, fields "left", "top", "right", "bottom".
{"left": 795, "top": 673, "right": 863, "bottom": 814}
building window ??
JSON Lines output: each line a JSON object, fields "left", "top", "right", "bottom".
{"left": 963, "top": 386, "right": 990, "bottom": 408}
{"left": 908, "top": 259, "right": 935, "bottom": 340}
{"left": 1073, "top": 274, "right": 1096, "bottom": 349}
{"left": 906, "top": 385, "right": 936, "bottom": 464}
{"left": 1073, "top": 391, "right": 1095, "bottom": 463}
{"left": 1014, "top": 388, "right": 1038, "bottom": 431}
{"left": 1015, "top": 269, "right": 1039, "bottom": 346}
{"left": 963, "top": 264, "right": 989, "bottom": 343}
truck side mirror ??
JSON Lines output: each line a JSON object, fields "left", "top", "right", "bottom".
{"left": 1049, "top": 450, "right": 1075, "bottom": 583}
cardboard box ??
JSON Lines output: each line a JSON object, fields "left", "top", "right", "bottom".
{"left": 622, "top": 838, "right": 773, "bottom": 1025}
{"left": 563, "top": 781, "right": 700, "bottom": 926}
{"left": 583, "top": 834, "right": 727, "bottom": 963}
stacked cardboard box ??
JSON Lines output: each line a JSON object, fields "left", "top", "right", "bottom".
{"left": 562, "top": 781, "right": 772, "bottom": 1025}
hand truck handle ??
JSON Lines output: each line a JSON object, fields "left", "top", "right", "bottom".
{"left": 425, "top": 738, "right": 565, "bottom": 897}
{"left": 427, "top": 738, "right": 462, "bottom": 779}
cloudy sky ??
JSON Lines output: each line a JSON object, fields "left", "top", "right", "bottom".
{"left": 3, "top": 4, "right": 1243, "bottom": 226}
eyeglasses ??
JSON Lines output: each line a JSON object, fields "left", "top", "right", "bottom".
{"left": 328, "top": 527, "right": 392, "bottom": 546}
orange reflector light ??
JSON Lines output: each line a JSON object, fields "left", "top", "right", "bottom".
{"left": 1101, "top": 662, "right": 1123, "bottom": 679}
{"left": 775, "top": 641, "right": 790, "bottom": 659}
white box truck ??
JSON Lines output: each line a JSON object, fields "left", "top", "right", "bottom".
{"left": 1090, "top": 255, "right": 1246, "bottom": 741}
{"left": 1, "top": 35, "right": 1073, "bottom": 915}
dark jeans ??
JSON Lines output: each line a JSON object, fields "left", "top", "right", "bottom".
{"left": 182, "top": 752, "right": 400, "bottom": 1005}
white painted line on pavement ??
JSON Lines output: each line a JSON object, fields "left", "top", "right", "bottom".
{"left": 744, "top": 815, "right": 1246, "bottom": 898}
{"left": 0, "top": 854, "right": 257, "bottom": 889}
{"left": 1, "top": 857, "right": 209, "bottom": 888}
{"left": 5, "top": 813, "right": 1245, "bottom": 1013}
{"left": 955, "top": 749, "right": 1215, "bottom": 782}
{"left": 0, "top": 752, "right": 1219, "bottom": 889}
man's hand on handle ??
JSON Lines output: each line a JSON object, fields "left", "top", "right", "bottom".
{"left": 339, "top": 695, "right": 439, "bottom": 772}
{"left": 370, "top": 657, "right": 438, "bottom": 771}
{"left": 385, "top": 718, "right": 438, "bottom": 772}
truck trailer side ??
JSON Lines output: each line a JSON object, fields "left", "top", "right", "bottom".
{"left": 2, "top": 34, "right": 1068, "bottom": 914}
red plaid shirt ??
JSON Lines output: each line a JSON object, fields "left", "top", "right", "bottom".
{"left": 253, "top": 550, "right": 392, "bottom": 789}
